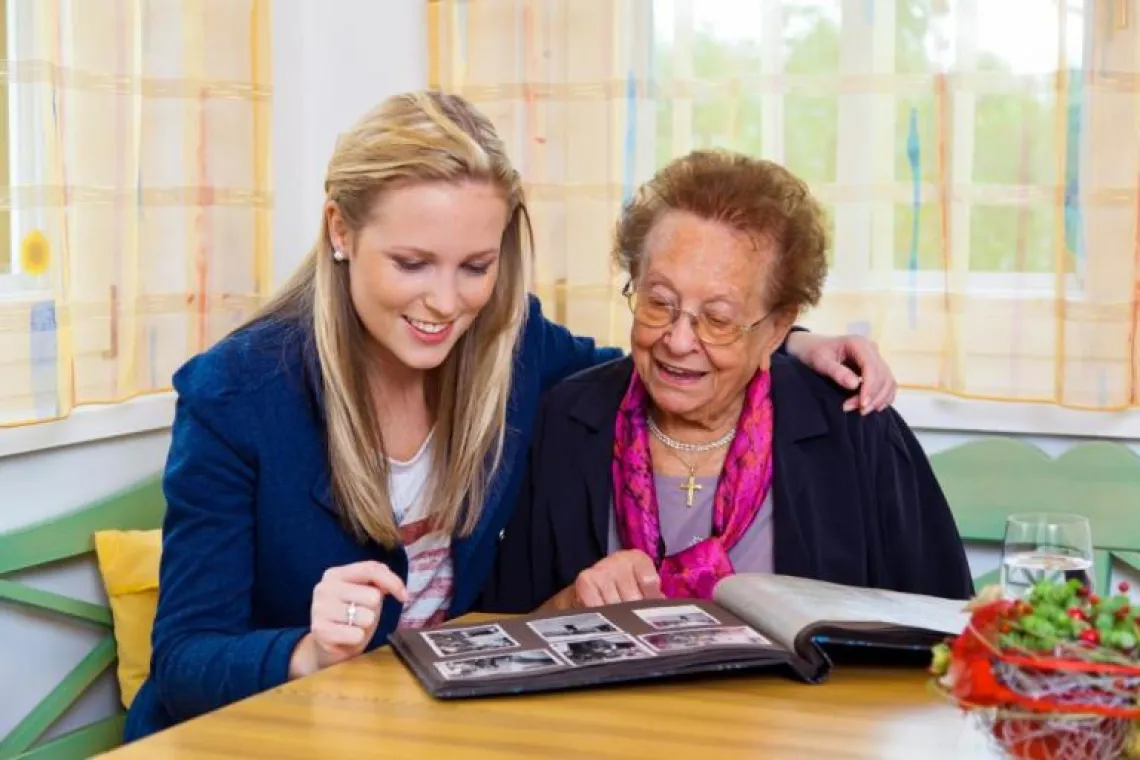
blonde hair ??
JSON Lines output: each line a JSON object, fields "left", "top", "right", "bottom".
{"left": 251, "top": 90, "right": 531, "bottom": 549}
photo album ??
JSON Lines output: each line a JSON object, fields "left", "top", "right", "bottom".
{"left": 388, "top": 573, "right": 972, "bottom": 699}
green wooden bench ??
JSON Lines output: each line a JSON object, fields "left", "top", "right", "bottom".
{"left": 0, "top": 477, "right": 165, "bottom": 760}
{"left": 929, "top": 437, "right": 1140, "bottom": 592}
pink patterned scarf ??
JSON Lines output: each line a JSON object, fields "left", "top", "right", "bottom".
{"left": 611, "top": 369, "right": 775, "bottom": 599}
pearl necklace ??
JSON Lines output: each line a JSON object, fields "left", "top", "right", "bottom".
{"left": 647, "top": 415, "right": 736, "bottom": 453}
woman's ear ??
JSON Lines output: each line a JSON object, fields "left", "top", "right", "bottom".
{"left": 762, "top": 308, "right": 799, "bottom": 357}
{"left": 325, "top": 201, "right": 349, "bottom": 255}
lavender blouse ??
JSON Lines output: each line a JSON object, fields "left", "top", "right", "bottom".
{"left": 607, "top": 473, "right": 775, "bottom": 572}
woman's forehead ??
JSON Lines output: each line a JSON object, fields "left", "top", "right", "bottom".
{"left": 641, "top": 212, "right": 775, "bottom": 304}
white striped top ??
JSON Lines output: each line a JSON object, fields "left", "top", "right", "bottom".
{"left": 389, "top": 431, "right": 453, "bottom": 629}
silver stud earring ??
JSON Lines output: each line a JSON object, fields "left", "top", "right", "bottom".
{"left": 332, "top": 249, "right": 346, "bottom": 263}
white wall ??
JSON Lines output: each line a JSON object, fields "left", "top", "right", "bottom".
{"left": 0, "top": 0, "right": 428, "bottom": 744}
{"left": 271, "top": 0, "right": 428, "bottom": 285}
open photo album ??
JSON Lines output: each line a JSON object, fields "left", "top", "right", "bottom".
{"left": 389, "top": 573, "right": 972, "bottom": 699}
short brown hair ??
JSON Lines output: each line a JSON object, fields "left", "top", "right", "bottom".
{"left": 613, "top": 150, "right": 829, "bottom": 314}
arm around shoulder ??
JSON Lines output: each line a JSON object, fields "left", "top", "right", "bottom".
{"left": 528, "top": 294, "right": 622, "bottom": 392}
{"left": 147, "top": 389, "right": 308, "bottom": 723}
{"left": 869, "top": 408, "right": 975, "bottom": 600}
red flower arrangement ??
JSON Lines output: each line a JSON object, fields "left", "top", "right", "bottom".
{"left": 930, "top": 579, "right": 1140, "bottom": 759}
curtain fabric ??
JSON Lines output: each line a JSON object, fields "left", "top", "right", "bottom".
{"left": 0, "top": 0, "right": 271, "bottom": 426}
{"left": 429, "top": 0, "right": 1140, "bottom": 409}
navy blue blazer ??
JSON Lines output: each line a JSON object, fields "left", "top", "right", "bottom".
{"left": 477, "top": 355, "right": 974, "bottom": 613}
{"left": 123, "top": 295, "right": 620, "bottom": 741}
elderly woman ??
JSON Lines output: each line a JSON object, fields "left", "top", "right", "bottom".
{"left": 478, "top": 150, "right": 973, "bottom": 612}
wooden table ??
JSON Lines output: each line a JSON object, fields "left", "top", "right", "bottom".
{"left": 97, "top": 636, "right": 1000, "bottom": 760}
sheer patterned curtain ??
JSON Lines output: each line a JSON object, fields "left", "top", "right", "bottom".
{"left": 430, "top": 0, "right": 648, "bottom": 346}
{"left": 0, "top": 0, "right": 272, "bottom": 426}
{"left": 429, "top": 0, "right": 1140, "bottom": 409}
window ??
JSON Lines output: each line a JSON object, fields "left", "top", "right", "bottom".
{"left": 432, "top": 0, "right": 1138, "bottom": 413}
{"left": 651, "top": 0, "right": 1090, "bottom": 296}
{"left": 0, "top": 0, "right": 272, "bottom": 430}
{"left": 640, "top": 0, "right": 1131, "bottom": 409}
{"left": 0, "top": 0, "right": 49, "bottom": 298}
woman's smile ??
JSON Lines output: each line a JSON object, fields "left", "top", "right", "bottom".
{"left": 653, "top": 357, "right": 708, "bottom": 386}
{"left": 403, "top": 316, "right": 455, "bottom": 344}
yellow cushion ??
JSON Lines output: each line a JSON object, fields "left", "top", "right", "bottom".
{"left": 93, "top": 529, "right": 162, "bottom": 709}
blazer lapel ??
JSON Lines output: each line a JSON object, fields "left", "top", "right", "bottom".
{"left": 310, "top": 467, "right": 340, "bottom": 519}
{"left": 301, "top": 338, "right": 342, "bottom": 521}
{"left": 583, "top": 423, "right": 616, "bottom": 555}
{"left": 567, "top": 358, "right": 634, "bottom": 557}
{"left": 769, "top": 355, "right": 830, "bottom": 579}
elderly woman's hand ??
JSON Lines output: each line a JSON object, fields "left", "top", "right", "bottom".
{"left": 784, "top": 331, "right": 897, "bottom": 414}
{"left": 573, "top": 550, "right": 664, "bottom": 607}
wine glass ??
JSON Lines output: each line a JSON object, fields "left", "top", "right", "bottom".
{"left": 999, "top": 513, "right": 1094, "bottom": 600}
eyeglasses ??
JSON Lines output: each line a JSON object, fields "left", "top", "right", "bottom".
{"left": 623, "top": 285, "right": 769, "bottom": 347}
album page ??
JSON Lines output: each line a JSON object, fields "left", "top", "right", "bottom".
{"left": 712, "top": 573, "right": 972, "bottom": 663}
{"left": 389, "top": 599, "right": 800, "bottom": 699}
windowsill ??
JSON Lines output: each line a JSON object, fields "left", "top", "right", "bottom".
{"left": 0, "top": 274, "right": 45, "bottom": 299}
{"left": 895, "top": 390, "right": 1140, "bottom": 441}
{"left": 0, "top": 393, "right": 176, "bottom": 459}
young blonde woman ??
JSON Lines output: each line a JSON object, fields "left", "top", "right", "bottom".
{"left": 124, "top": 90, "right": 897, "bottom": 740}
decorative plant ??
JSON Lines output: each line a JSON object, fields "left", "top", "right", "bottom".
{"left": 931, "top": 579, "right": 1140, "bottom": 760}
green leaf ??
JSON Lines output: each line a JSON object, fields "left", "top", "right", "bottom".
{"left": 1113, "top": 631, "right": 1136, "bottom": 650}
{"left": 1023, "top": 617, "right": 1057, "bottom": 638}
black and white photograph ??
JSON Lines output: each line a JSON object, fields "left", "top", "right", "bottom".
{"left": 527, "top": 612, "right": 619, "bottom": 642}
{"left": 434, "top": 649, "right": 562, "bottom": 680}
{"left": 633, "top": 604, "right": 721, "bottom": 631}
{"left": 551, "top": 633, "right": 653, "bottom": 666}
{"left": 422, "top": 624, "right": 518, "bottom": 658}
{"left": 641, "top": 626, "right": 773, "bottom": 653}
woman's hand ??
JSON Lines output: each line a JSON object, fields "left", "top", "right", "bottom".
{"left": 783, "top": 331, "right": 897, "bottom": 414}
{"left": 289, "top": 561, "right": 408, "bottom": 678}
{"left": 570, "top": 550, "right": 664, "bottom": 608}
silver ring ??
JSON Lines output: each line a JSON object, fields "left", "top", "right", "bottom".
{"left": 345, "top": 601, "right": 358, "bottom": 627}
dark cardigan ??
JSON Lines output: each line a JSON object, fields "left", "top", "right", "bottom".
{"left": 477, "top": 354, "right": 974, "bottom": 612}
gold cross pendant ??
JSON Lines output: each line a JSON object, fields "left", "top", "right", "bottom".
{"left": 680, "top": 471, "right": 702, "bottom": 508}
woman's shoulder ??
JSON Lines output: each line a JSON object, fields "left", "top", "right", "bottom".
{"left": 772, "top": 353, "right": 913, "bottom": 456}
{"left": 772, "top": 354, "right": 846, "bottom": 407}
{"left": 516, "top": 294, "right": 623, "bottom": 390}
{"left": 172, "top": 315, "right": 313, "bottom": 408}
{"left": 539, "top": 355, "right": 633, "bottom": 412}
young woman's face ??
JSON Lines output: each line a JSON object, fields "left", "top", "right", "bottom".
{"left": 328, "top": 180, "right": 508, "bottom": 373}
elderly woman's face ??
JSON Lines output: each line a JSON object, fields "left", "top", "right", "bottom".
{"left": 630, "top": 210, "right": 788, "bottom": 423}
